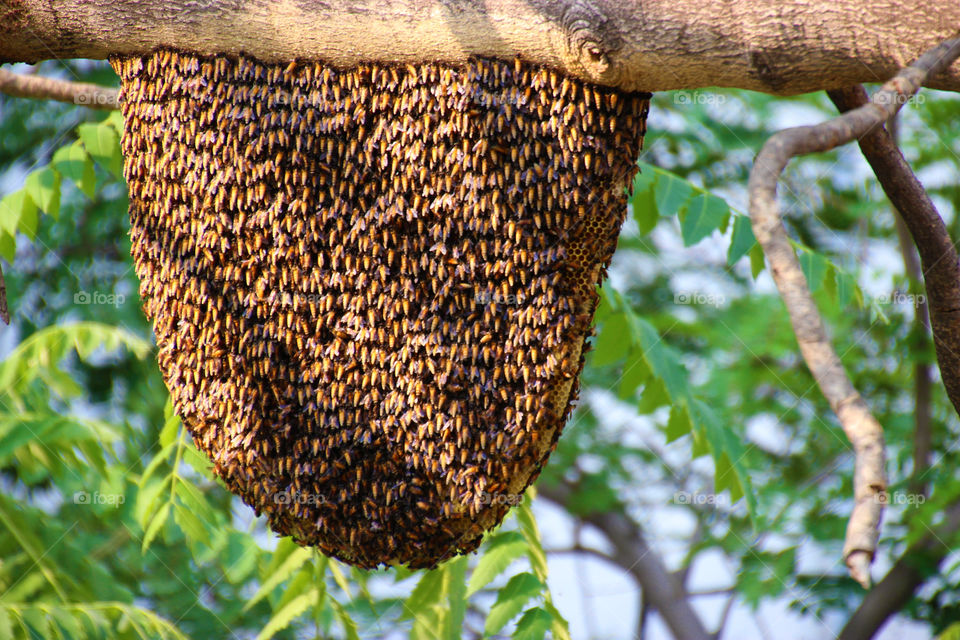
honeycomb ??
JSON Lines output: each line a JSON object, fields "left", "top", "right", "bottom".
{"left": 112, "top": 49, "right": 649, "bottom": 568}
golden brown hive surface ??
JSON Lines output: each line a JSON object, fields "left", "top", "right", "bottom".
{"left": 112, "top": 49, "right": 649, "bottom": 569}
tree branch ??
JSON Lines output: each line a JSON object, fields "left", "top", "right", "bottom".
{"left": 2, "top": 1, "right": 960, "bottom": 94}
{"left": 538, "top": 483, "right": 711, "bottom": 640}
{"left": 0, "top": 68, "right": 118, "bottom": 109}
{"left": 826, "top": 84, "right": 960, "bottom": 421}
{"left": 839, "top": 500, "right": 960, "bottom": 640}
{"left": 747, "top": 35, "right": 960, "bottom": 588}
{"left": 0, "top": 263, "right": 9, "bottom": 325}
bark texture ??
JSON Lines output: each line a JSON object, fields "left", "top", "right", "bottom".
{"left": 0, "top": 68, "right": 118, "bottom": 109}
{"left": 829, "top": 85, "right": 960, "bottom": 421}
{"left": 1, "top": 0, "right": 959, "bottom": 94}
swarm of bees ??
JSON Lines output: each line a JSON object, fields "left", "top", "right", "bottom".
{"left": 112, "top": 49, "right": 650, "bottom": 568}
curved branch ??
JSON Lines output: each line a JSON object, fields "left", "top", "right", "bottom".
{"left": 747, "top": 35, "right": 960, "bottom": 588}
{"left": 1, "top": 1, "right": 960, "bottom": 94}
{"left": 827, "top": 85, "right": 960, "bottom": 419}
{"left": 0, "top": 68, "right": 118, "bottom": 109}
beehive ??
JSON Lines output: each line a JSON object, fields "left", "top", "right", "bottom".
{"left": 112, "top": 49, "right": 649, "bottom": 568}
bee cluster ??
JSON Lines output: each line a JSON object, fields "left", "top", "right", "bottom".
{"left": 112, "top": 49, "right": 649, "bottom": 568}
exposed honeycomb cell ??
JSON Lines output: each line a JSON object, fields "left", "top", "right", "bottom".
{"left": 112, "top": 49, "right": 650, "bottom": 568}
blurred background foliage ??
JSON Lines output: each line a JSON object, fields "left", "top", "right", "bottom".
{"left": 0, "top": 58, "right": 958, "bottom": 639}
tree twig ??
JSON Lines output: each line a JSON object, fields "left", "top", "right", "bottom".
{"left": 747, "top": 35, "right": 960, "bottom": 588}
{"left": 866, "top": 109, "right": 933, "bottom": 496}
{"left": 0, "top": 68, "right": 118, "bottom": 109}
{"left": 0, "top": 263, "right": 9, "bottom": 325}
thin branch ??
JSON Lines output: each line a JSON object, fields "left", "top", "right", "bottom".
{"left": 538, "top": 483, "right": 711, "bottom": 640}
{"left": 636, "top": 591, "right": 646, "bottom": 640}
{"left": 0, "top": 68, "right": 118, "bottom": 109}
{"left": 0, "top": 263, "right": 8, "bottom": 325}
{"left": 884, "top": 113, "right": 933, "bottom": 496}
{"left": 712, "top": 593, "right": 737, "bottom": 640}
{"left": 747, "top": 35, "right": 960, "bottom": 588}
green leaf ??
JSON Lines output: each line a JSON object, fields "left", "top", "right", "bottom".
{"left": 0, "top": 189, "right": 36, "bottom": 238}
{"left": 329, "top": 560, "right": 352, "bottom": 598}
{"left": 52, "top": 142, "right": 97, "bottom": 198}
{"left": 634, "top": 319, "right": 687, "bottom": 401}
{"left": 159, "top": 414, "right": 180, "bottom": 448}
{"left": 515, "top": 501, "right": 548, "bottom": 582}
{"left": 24, "top": 168, "right": 61, "bottom": 220}
{"left": 134, "top": 477, "right": 168, "bottom": 529}
{"left": 175, "top": 480, "right": 215, "bottom": 526}
{"left": 257, "top": 589, "right": 318, "bottom": 640}
{"left": 105, "top": 109, "right": 125, "bottom": 132}
{"left": 727, "top": 216, "right": 757, "bottom": 264}
{"left": 631, "top": 184, "right": 658, "bottom": 234}
{"left": 0, "top": 609, "right": 11, "bottom": 640}
{"left": 138, "top": 441, "right": 176, "bottom": 490}
{"left": 484, "top": 573, "right": 544, "bottom": 637}
{"left": 665, "top": 402, "right": 693, "bottom": 443}
{"left": 466, "top": 532, "right": 527, "bottom": 596}
{"left": 0, "top": 232, "right": 14, "bottom": 262}
{"left": 512, "top": 607, "right": 553, "bottom": 640}
{"left": 835, "top": 269, "right": 856, "bottom": 308}
{"left": 444, "top": 557, "right": 468, "bottom": 640}
{"left": 403, "top": 569, "right": 446, "bottom": 619}
{"left": 653, "top": 169, "right": 693, "bottom": 216}
{"left": 244, "top": 546, "right": 313, "bottom": 610}
{"left": 142, "top": 502, "right": 170, "bottom": 552}
{"left": 749, "top": 243, "right": 766, "bottom": 279}
{"left": 798, "top": 250, "right": 828, "bottom": 293}
{"left": 591, "top": 313, "right": 628, "bottom": 366}
{"left": 78, "top": 122, "right": 123, "bottom": 179}
{"left": 329, "top": 598, "right": 360, "bottom": 640}
{"left": 680, "top": 193, "right": 729, "bottom": 246}
{"left": 617, "top": 347, "right": 651, "bottom": 400}
{"left": 182, "top": 444, "right": 214, "bottom": 479}
{"left": 222, "top": 532, "right": 259, "bottom": 584}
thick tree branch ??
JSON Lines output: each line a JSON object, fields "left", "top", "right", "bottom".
{"left": 538, "top": 483, "right": 711, "bottom": 640}
{"left": 747, "top": 35, "right": 960, "bottom": 588}
{"left": 0, "top": 68, "right": 118, "bottom": 109}
{"left": 1, "top": 1, "right": 960, "bottom": 94}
